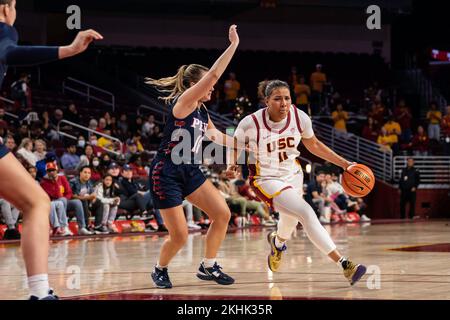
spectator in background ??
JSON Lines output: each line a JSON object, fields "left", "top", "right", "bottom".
{"left": 224, "top": 72, "right": 240, "bottom": 109}
{"left": 76, "top": 135, "right": 86, "bottom": 154}
{"left": 88, "top": 118, "right": 98, "bottom": 132}
{"left": 130, "top": 117, "right": 143, "bottom": 136}
{"left": 35, "top": 152, "right": 58, "bottom": 180}
{"left": 294, "top": 75, "right": 311, "bottom": 115}
{"left": 148, "top": 126, "right": 163, "bottom": 146}
{"left": 409, "top": 126, "right": 429, "bottom": 156}
{"left": 394, "top": 99, "right": 413, "bottom": 143}
{"left": 382, "top": 116, "right": 401, "bottom": 153}
{"left": 310, "top": 64, "right": 327, "bottom": 113}
{"left": 96, "top": 117, "right": 107, "bottom": 133}
{"left": 33, "top": 139, "right": 47, "bottom": 161}
{"left": 97, "top": 129, "right": 114, "bottom": 151}
{"left": 117, "top": 114, "right": 129, "bottom": 136}
{"left": 50, "top": 109, "right": 64, "bottom": 128}
{"left": 89, "top": 156, "right": 102, "bottom": 182}
{"left": 0, "top": 198, "right": 20, "bottom": 240}
{"left": 60, "top": 141, "right": 81, "bottom": 170}
{"left": 4, "top": 134, "right": 16, "bottom": 151}
{"left": 361, "top": 117, "right": 379, "bottom": 142}
{"left": 399, "top": 158, "right": 420, "bottom": 220}
{"left": 377, "top": 127, "right": 396, "bottom": 152}
{"left": 118, "top": 164, "right": 166, "bottom": 231}
{"left": 128, "top": 154, "right": 148, "bottom": 177}
{"left": 99, "top": 153, "right": 112, "bottom": 175}
{"left": 78, "top": 144, "right": 95, "bottom": 169}
{"left": 103, "top": 112, "right": 113, "bottom": 129}
{"left": 305, "top": 171, "right": 329, "bottom": 223}
{"left": 441, "top": 106, "right": 450, "bottom": 155}
{"left": 426, "top": 102, "right": 442, "bottom": 141}
{"left": 88, "top": 134, "right": 103, "bottom": 157}
{"left": 125, "top": 141, "right": 140, "bottom": 162}
{"left": 182, "top": 200, "right": 201, "bottom": 230}
{"left": 10, "top": 73, "right": 30, "bottom": 107}
{"left": 128, "top": 132, "right": 144, "bottom": 152}
{"left": 70, "top": 166, "right": 101, "bottom": 232}
{"left": 142, "top": 114, "right": 156, "bottom": 137}
{"left": 40, "top": 162, "right": 93, "bottom": 235}
{"left": 331, "top": 103, "right": 349, "bottom": 133}
{"left": 0, "top": 120, "right": 7, "bottom": 138}
{"left": 94, "top": 174, "right": 120, "bottom": 234}
{"left": 16, "top": 138, "right": 38, "bottom": 166}
{"left": 107, "top": 162, "right": 122, "bottom": 183}
{"left": 65, "top": 103, "right": 80, "bottom": 124}
{"left": 27, "top": 166, "right": 70, "bottom": 237}
{"left": 369, "top": 101, "right": 386, "bottom": 130}
{"left": 14, "top": 123, "right": 29, "bottom": 143}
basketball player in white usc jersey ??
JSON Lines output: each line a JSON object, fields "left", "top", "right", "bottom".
{"left": 227, "top": 80, "right": 367, "bottom": 285}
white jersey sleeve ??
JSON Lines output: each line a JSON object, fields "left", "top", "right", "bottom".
{"left": 297, "top": 109, "right": 314, "bottom": 139}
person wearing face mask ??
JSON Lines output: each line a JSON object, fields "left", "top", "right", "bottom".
{"left": 77, "top": 135, "right": 86, "bottom": 149}
{"left": 88, "top": 134, "right": 103, "bottom": 157}
{"left": 89, "top": 157, "right": 102, "bottom": 182}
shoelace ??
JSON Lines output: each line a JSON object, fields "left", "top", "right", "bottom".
{"left": 344, "top": 260, "right": 356, "bottom": 271}
{"left": 157, "top": 269, "right": 169, "bottom": 281}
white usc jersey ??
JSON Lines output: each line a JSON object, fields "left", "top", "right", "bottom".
{"left": 234, "top": 105, "right": 314, "bottom": 179}
{"left": 234, "top": 105, "right": 314, "bottom": 205}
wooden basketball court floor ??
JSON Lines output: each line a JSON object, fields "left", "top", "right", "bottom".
{"left": 1, "top": 221, "right": 449, "bottom": 300}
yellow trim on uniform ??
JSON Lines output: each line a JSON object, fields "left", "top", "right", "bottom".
{"left": 256, "top": 160, "right": 261, "bottom": 177}
{"left": 253, "top": 180, "right": 273, "bottom": 199}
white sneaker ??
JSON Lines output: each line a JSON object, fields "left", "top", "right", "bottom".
{"left": 262, "top": 220, "right": 277, "bottom": 226}
{"left": 319, "top": 216, "right": 329, "bottom": 224}
{"left": 187, "top": 221, "right": 201, "bottom": 230}
{"left": 360, "top": 214, "right": 371, "bottom": 222}
{"left": 78, "top": 227, "right": 93, "bottom": 235}
{"left": 61, "top": 227, "right": 73, "bottom": 236}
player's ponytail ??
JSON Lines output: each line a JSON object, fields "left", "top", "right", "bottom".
{"left": 146, "top": 64, "right": 209, "bottom": 104}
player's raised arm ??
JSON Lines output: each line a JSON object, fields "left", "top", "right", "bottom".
{"left": 4, "top": 29, "right": 103, "bottom": 66}
{"left": 173, "top": 25, "right": 239, "bottom": 118}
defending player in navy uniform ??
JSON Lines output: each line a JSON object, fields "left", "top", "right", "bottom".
{"left": 146, "top": 25, "right": 240, "bottom": 289}
{"left": 0, "top": 0, "right": 102, "bottom": 299}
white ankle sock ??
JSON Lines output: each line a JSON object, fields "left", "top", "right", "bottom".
{"left": 202, "top": 258, "right": 216, "bottom": 268}
{"left": 28, "top": 274, "right": 50, "bottom": 299}
{"left": 274, "top": 236, "right": 286, "bottom": 250}
{"left": 337, "top": 256, "right": 348, "bottom": 268}
{"left": 156, "top": 262, "right": 168, "bottom": 270}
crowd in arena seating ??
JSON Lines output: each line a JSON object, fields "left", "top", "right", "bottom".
{"left": 0, "top": 65, "right": 377, "bottom": 241}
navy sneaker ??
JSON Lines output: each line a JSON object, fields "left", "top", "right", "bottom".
{"left": 29, "top": 289, "right": 59, "bottom": 300}
{"left": 196, "top": 262, "right": 235, "bottom": 285}
{"left": 151, "top": 266, "right": 172, "bottom": 289}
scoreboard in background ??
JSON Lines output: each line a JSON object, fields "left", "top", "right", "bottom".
{"left": 430, "top": 49, "right": 450, "bottom": 65}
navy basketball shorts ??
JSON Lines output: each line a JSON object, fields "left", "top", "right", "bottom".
{"left": 149, "top": 157, "right": 207, "bottom": 209}
{"left": 0, "top": 143, "right": 9, "bottom": 159}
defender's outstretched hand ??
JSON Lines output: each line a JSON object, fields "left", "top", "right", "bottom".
{"left": 59, "top": 29, "right": 103, "bottom": 59}
{"left": 229, "top": 24, "right": 239, "bottom": 45}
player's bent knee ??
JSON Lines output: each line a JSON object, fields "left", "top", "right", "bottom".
{"left": 170, "top": 230, "right": 189, "bottom": 246}
{"left": 18, "top": 189, "right": 51, "bottom": 215}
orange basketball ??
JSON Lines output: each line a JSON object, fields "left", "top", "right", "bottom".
{"left": 342, "top": 163, "right": 375, "bottom": 197}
